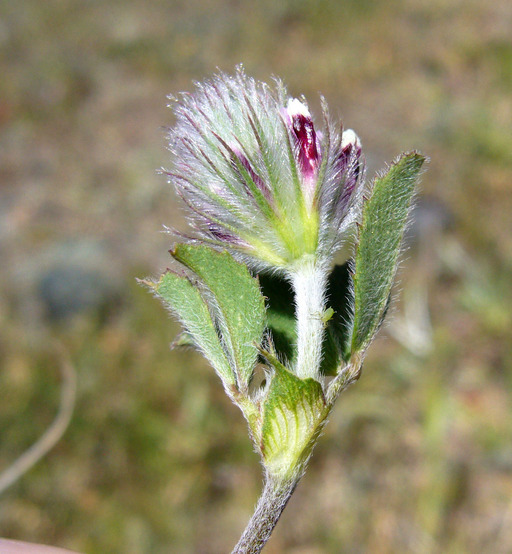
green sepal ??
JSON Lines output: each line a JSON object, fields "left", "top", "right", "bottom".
{"left": 259, "top": 352, "right": 328, "bottom": 479}
{"left": 171, "top": 244, "right": 266, "bottom": 389}
{"left": 145, "top": 270, "right": 235, "bottom": 386}
{"left": 351, "top": 152, "right": 426, "bottom": 353}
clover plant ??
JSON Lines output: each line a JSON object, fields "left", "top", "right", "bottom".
{"left": 142, "top": 67, "right": 425, "bottom": 553}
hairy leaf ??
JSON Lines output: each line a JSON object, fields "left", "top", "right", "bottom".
{"left": 351, "top": 152, "right": 425, "bottom": 352}
{"left": 148, "top": 271, "right": 234, "bottom": 385}
{"left": 172, "top": 244, "right": 266, "bottom": 388}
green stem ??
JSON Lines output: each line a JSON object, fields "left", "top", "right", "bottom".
{"left": 291, "top": 257, "right": 328, "bottom": 380}
{"left": 326, "top": 355, "right": 364, "bottom": 404}
{"left": 231, "top": 474, "right": 300, "bottom": 554}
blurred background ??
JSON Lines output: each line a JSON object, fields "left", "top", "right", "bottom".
{"left": 1, "top": 0, "right": 511, "bottom": 552}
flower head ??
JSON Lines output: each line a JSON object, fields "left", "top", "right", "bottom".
{"left": 165, "top": 68, "right": 364, "bottom": 274}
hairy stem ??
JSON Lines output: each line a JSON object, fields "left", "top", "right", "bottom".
{"left": 326, "top": 355, "right": 364, "bottom": 405}
{"left": 291, "top": 258, "right": 328, "bottom": 380}
{"left": 232, "top": 474, "right": 300, "bottom": 554}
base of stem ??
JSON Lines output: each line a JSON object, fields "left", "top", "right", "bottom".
{"left": 232, "top": 473, "right": 300, "bottom": 554}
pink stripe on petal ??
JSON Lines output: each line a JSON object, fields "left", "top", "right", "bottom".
{"left": 285, "top": 99, "right": 320, "bottom": 181}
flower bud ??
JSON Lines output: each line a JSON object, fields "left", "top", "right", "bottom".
{"left": 283, "top": 98, "right": 321, "bottom": 193}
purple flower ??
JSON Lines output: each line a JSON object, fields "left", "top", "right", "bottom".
{"left": 283, "top": 99, "right": 321, "bottom": 192}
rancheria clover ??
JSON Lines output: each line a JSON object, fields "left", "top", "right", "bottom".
{"left": 148, "top": 67, "right": 426, "bottom": 553}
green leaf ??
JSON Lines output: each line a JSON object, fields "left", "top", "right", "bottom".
{"left": 148, "top": 270, "right": 235, "bottom": 386}
{"left": 260, "top": 353, "right": 328, "bottom": 479}
{"left": 351, "top": 152, "right": 426, "bottom": 353}
{"left": 172, "top": 244, "right": 266, "bottom": 388}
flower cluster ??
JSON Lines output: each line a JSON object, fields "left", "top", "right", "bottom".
{"left": 165, "top": 68, "right": 364, "bottom": 274}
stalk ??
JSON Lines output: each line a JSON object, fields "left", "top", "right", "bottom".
{"left": 291, "top": 257, "right": 328, "bottom": 380}
{"left": 232, "top": 474, "right": 300, "bottom": 554}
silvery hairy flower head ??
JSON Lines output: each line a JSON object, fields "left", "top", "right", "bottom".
{"left": 165, "top": 67, "right": 364, "bottom": 274}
